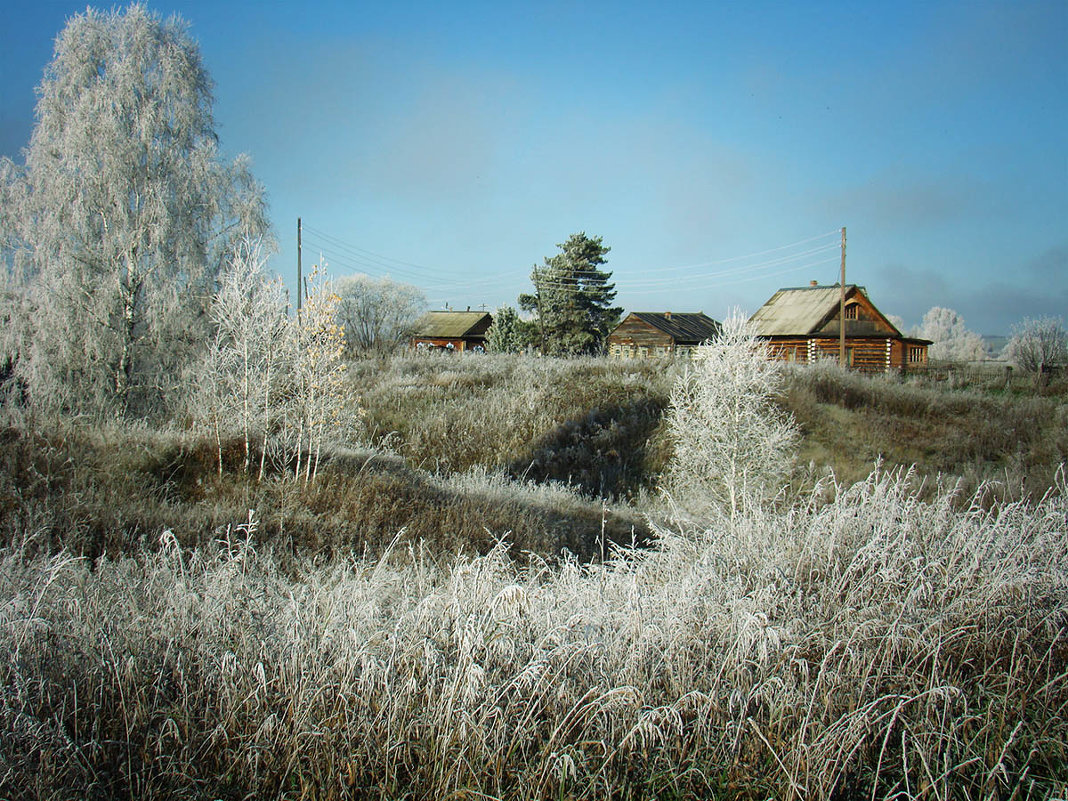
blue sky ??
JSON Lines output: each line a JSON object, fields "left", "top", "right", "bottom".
{"left": 2, "top": 0, "right": 1065, "bottom": 334}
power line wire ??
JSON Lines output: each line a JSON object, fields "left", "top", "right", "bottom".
{"left": 615, "top": 242, "right": 841, "bottom": 290}
{"left": 297, "top": 223, "right": 844, "bottom": 302}
{"left": 302, "top": 223, "right": 840, "bottom": 282}
{"left": 638, "top": 229, "right": 841, "bottom": 273}
{"left": 302, "top": 234, "right": 520, "bottom": 294}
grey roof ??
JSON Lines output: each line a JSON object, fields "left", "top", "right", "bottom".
{"left": 749, "top": 286, "right": 846, "bottom": 336}
{"left": 747, "top": 285, "right": 907, "bottom": 337}
{"left": 629, "top": 312, "right": 722, "bottom": 344}
{"left": 412, "top": 311, "right": 492, "bottom": 339}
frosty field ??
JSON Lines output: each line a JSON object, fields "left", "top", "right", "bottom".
{"left": 1, "top": 354, "right": 1066, "bottom": 800}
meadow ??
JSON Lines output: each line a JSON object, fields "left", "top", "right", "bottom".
{"left": 1, "top": 353, "right": 1066, "bottom": 799}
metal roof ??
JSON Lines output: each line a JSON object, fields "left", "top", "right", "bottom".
{"left": 749, "top": 285, "right": 859, "bottom": 336}
{"left": 412, "top": 311, "right": 492, "bottom": 339}
{"left": 629, "top": 312, "right": 722, "bottom": 343}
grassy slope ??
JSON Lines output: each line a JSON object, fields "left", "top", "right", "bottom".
{"left": 783, "top": 362, "right": 1068, "bottom": 496}
{"left": 355, "top": 353, "right": 1068, "bottom": 503}
{"left": 2, "top": 354, "right": 1065, "bottom": 562}
{"left": 1, "top": 354, "right": 1067, "bottom": 800}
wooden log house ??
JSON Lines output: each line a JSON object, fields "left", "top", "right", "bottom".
{"left": 607, "top": 312, "right": 722, "bottom": 358}
{"left": 749, "top": 283, "right": 930, "bottom": 373}
{"left": 410, "top": 310, "right": 493, "bottom": 352}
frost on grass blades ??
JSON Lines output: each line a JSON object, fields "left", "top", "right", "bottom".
{"left": 0, "top": 471, "right": 1065, "bottom": 799}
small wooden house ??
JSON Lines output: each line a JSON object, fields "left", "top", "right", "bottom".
{"left": 608, "top": 312, "right": 722, "bottom": 358}
{"left": 410, "top": 311, "right": 492, "bottom": 352}
{"left": 748, "top": 283, "right": 929, "bottom": 373}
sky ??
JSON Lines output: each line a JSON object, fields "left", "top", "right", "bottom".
{"left": 1, "top": 0, "right": 1066, "bottom": 335}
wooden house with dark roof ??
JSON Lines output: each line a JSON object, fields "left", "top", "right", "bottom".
{"left": 410, "top": 310, "right": 492, "bottom": 352}
{"left": 607, "top": 312, "right": 722, "bottom": 358}
{"left": 748, "top": 283, "right": 930, "bottom": 373}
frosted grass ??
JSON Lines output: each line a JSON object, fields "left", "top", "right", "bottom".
{"left": 1, "top": 468, "right": 1065, "bottom": 798}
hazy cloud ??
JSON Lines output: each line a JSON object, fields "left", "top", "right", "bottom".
{"left": 1025, "top": 245, "right": 1068, "bottom": 282}
{"left": 962, "top": 281, "right": 1068, "bottom": 335}
{"left": 874, "top": 250, "right": 1068, "bottom": 334}
{"left": 830, "top": 172, "right": 1002, "bottom": 229}
{"left": 353, "top": 73, "right": 506, "bottom": 202}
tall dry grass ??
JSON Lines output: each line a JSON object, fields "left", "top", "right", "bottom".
{"left": 2, "top": 468, "right": 1065, "bottom": 799}
{"left": 783, "top": 361, "right": 1068, "bottom": 495}
{"left": 0, "top": 421, "right": 648, "bottom": 562}
{"left": 353, "top": 353, "right": 672, "bottom": 498}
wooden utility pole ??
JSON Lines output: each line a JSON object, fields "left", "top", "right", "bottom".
{"left": 535, "top": 266, "right": 547, "bottom": 356}
{"left": 839, "top": 226, "right": 847, "bottom": 367}
{"left": 296, "top": 217, "right": 303, "bottom": 317}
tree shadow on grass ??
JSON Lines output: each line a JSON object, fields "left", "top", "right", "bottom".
{"left": 288, "top": 449, "right": 653, "bottom": 562}
{"left": 505, "top": 397, "right": 668, "bottom": 502}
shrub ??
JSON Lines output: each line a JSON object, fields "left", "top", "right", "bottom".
{"left": 662, "top": 310, "right": 798, "bottom": 520}
{"left": 1004, "top": 316, "right": 1068, "bottom": 379}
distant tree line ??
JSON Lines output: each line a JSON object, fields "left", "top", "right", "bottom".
{"left": 910, "top": 306, "right": 1067, "bottom": 378}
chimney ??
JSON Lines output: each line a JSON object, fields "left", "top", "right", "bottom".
{"left": 809, "top": 280, "right": 818, "bottom": 287}
{"left": 664, "top": 311, "right": 672, "bottom": 320}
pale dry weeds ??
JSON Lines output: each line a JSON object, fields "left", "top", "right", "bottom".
{"left": 1, "top": 469, "right": 1066, "bottom": 799}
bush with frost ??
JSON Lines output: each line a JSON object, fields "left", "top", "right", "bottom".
{"left": 1004, "top": 315, "right": 1067, "bottom": 378}
{"left": 662, "top": 309, "right": 798, "bottom": 520}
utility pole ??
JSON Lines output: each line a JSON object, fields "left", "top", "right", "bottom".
{"left": 839, "top": 226, "right": 847, "bottom": 368}
{"left": 296, "top": 217, "right": 303, "bottom": 318}
{"left": 535, "top": 266, "right": 547, "bottom": 356}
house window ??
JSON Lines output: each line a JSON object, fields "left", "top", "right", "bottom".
{"left": 844, "top": 304, "right": 858, "bottom": 320}
{"left": 909, "top": 346, "right": 925, "bottom": 364}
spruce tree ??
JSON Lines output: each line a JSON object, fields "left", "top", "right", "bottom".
{"left": 519, "top": 232, "right": 621, "bottom": 356}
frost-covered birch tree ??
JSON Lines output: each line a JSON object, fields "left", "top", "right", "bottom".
{"left": 915, "top": 307, "right": 987, "bottom": 362}
{"left": 1004, "top": 316, "right": 1067, "bottom": 380}
{"left": 662, "top": 309, "right": 798, "bottom": 522}
{"left": 190, "top": 243, "right": 288, "bottom": 478}
{"left": 4, "top": 5, "right": 270, "bottom": 416}
{"left": 0, "top": 159, "right": 32, "bottom": 393}
{"left": 334, "top": 274, "right": 426, "bottom": 356}
{"left": 285, "top": 267, "right": 351, "bottom": 484}
{"left": 191, "top": 257, "right": 358, "bottom": 482}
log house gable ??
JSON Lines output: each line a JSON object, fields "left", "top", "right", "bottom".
{"left": 750, "top": 285, "right": 902, "bottom": 338}
{"left": 814, "top": 287, "right": 903, "bottom": 338}
{"left": 749, "top": 284, "right": 929, "bottom": 373}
